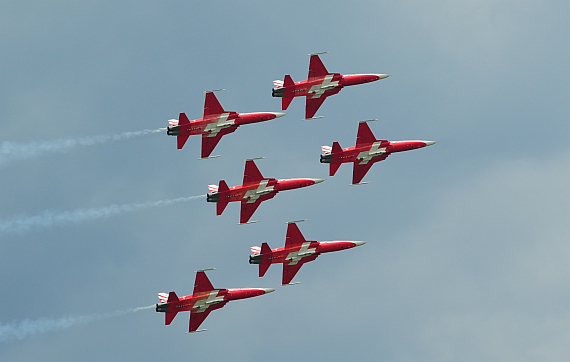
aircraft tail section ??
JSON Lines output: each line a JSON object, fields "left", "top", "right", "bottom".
{"left": 282, "top": 97, "right": 294, "bottom": 110}
{"left": 217, "top": 202, "right": 228, "bottom": 215}
{"left": 165, "top": 311, "right": 178, "bottom": 325}
{"left": 283, "top": 74, "right": 294, "bottom": 87}
{"left": 280, "top": 75, "right": 295, "bottom": 110}
{"left": 158, "top": 293, "right": 169, "bottom": 303}
{"left": 177, "top": 135, "right": 190, "bottom": 149}
{"left": 208, "top": 184, "right": 219, "bottom": 193}
{"left": 273, "top": 80, "right": 284, "bottom": 88}
{"left": 330, "top": 163, "right": 341, "bottom": 176}
{"left": 259, "top": 263, "right": 271, "bottom": 277}
{"left": 251, "top": 246, "right": 261, "bottom": 254}
{"left": 321, "top": 145, "right": 332, "bottom": 154}
{"left": 215, "top": 180, "right": 230, "bottom": 215}
{"left": 332, "top": 141, "right": 342, "bottom": 154}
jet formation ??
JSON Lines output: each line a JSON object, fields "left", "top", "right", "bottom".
{"left": 159, "top": 53, "right": 435, "bottom": 333}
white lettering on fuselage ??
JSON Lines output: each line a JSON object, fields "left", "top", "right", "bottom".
{"left": 204, "top": 113, "right": 235, "bottom": 137}
{"left": 285, "top": 242, "right": 317, "bottom": 265}
{"left": 308, "top": 75, "right": 339, "bottom": 98}
{"left": 357, "top": 141, "right": 386, "bottom": 164}
{"left": 192, "top": 290, "right": 224, "bottom": 313}
{"left": 243, "top": 179, "right": 275, "bottom": 203}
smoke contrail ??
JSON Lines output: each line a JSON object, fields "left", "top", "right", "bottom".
{"left": 0, "top": 305, "right": 155, "bottom": 343}
{"left": 0, "top": 195, "right": 205, "bottom": 234}
{"left": 0, "top": 128, "right": 167, "bottom": 168}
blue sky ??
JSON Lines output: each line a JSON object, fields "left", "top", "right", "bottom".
{"left": 1, "top": 1, "right": 569, "bottom": 361}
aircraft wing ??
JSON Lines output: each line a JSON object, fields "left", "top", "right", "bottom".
{"left": 239, "top": 194, "right": 275, "bottom": 224}
{"left": 188, "top": 302, "right": 227, "bottom": 332}
{"left": 352, "top": 156, "right": 388, "bottom": 184}
{"left": 284, "top": 223, "right": 307, "bottom": 248}
{"left": 200, "top": 127, "right": 237, "bottom": 158}
{"left": 282, "top": 261, "right": 308, "bottom": 285}
{"left": 203, "top": 92, "right": 226, "bottom": 117}
{"left": 193, "top": 271, "right": 215, "bottom": 294}
{"left": 308, "top": 54, "right": 329, "bottom": 79}
{"left": 243, "top": 160, "right": 265, "bottom": 185}
{"left": 355, "top": 122, "right": 377, "bottom": 147}
{"left": 305, "top": 95, "right": 327, "bottom": 120}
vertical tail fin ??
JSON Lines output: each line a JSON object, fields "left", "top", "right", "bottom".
{"left": 273, "top": 80, "right": 284, "bottom": 88}
{"left": 321, "top": 145, "right": 332, "bottom": 154}
{"left": 208, "top": 184, "right": 219, "bottom": 193}
{"left": 251, "top": 246, "right": 261, "bottom": 254}
{"left": 158, "top": 293, "right": 169, "bottom": 303}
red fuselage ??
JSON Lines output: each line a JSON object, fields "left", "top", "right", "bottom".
{"left": 273, "top": 73, "right": 387, "bottom": 99}
{"left": 207, "top": 178, "right": 324, "bottom": 204}
{"left": 156, "top": 288, "right": 272, "bottom": 315}
{"left": 322, "top": 140, "right": 434, "bottom": 166}
{"left": 168, "top": 112, "right": 284, "bottom": 137}
{"left": 250, "top": 240, "right": 365, "bottom": 266}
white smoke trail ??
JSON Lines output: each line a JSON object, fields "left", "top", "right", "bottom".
{"left": 0, "top": 195, "right": 205, "bottom": 234}
{"left": 0, "top": 305, "right": 155, "bottom": 343}
{"left": 0, "top": 128, "right": 167, "bottom": 168}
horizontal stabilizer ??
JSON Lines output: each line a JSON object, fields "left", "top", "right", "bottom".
{"left": 282, "top": 97, "right": 294, "bottom": 111}
{"left": 259, "top": 263, "right": 271, "bottom": 277}
{"left": 218, "top": 180, "right": 230, "bottom": 193}
{"left": 330, "top": 163, "right": 341, "bottom": 176}
{"left": 167, "top": 291, "right": 179, "bottom": 303}
{"left": 332, "top": 141, "right": 342, "bottom": 154}
{"left": 217, "top": 202, "right": 228, "bottom": 216}
{"left": 179, "top": 113, "right": 190, "bottom": 126}
{"left": 261, "top": 242, "right": 271, "bottom": 254}
{"left": 283, "top": 74, "right": 294, "bottom": 87}
{"left": 165, "top": 311, "right": 178, "bottom": 326}
{"left": 177, "top": 135, "right": 190, "bottom": 149}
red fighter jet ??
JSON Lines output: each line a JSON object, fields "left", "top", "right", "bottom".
{"left": 320, "top": 120, "right": 436, "bottom": 185}
{"left": 166, "top": 90, "right": 286, "bottom": 158}
{"left": 249, "top": 221, "right": 365, "bottom": 285}
{"left": 156, "top": 268, "right": 274, "bottom": 333}
{"left": 207, "top": 158, "right": 324, "bottom": 224}
{"left": 272, "top": 52, "right": 389, "bottom": 119}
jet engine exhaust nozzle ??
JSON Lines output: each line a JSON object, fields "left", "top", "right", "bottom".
{"left": 320, "top": 154, "right": 332, "bottom": 164}
{"left": 167, "top": 126, "right": 181, "bottom": 136}
{"left": 272, "top": 87, "right": 285, "bottom": 98}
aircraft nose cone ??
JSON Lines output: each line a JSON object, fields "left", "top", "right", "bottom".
{"left": 263, "top": 288, "right": 276, "bottom": 294}
{"left": 353, "top": 241, "right": 366, "bottom": 247}
{"left": 424, "top": 141, "right": 436, "bottom": 146}
{"left": 271, "top": 112, "right": 287, "bottom": 118}
{"left": 376, "top": 74, "right": 389, "bottom": 80}
{"left": 312, "top": 178, "right": 325, "bottom": 184}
